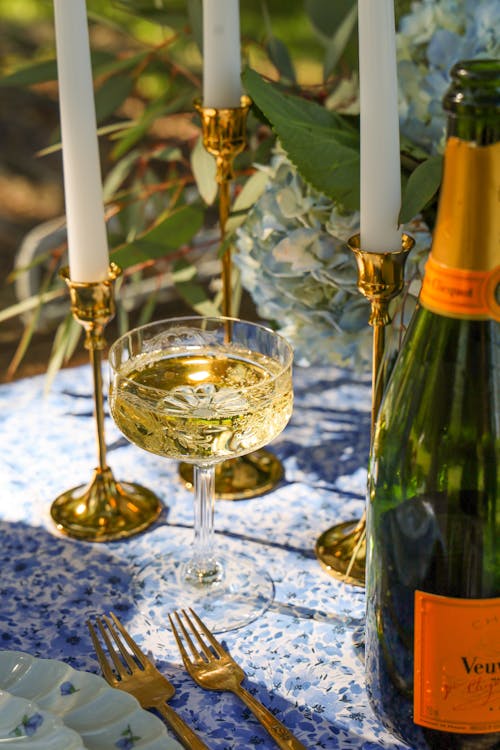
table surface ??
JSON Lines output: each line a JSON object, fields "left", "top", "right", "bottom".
{"left": 0, "top": 362, "right": 409, "bottom": 749}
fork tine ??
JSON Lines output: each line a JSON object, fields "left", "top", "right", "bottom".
{"left": 101, "top": 614, "right": 139, "bottom": 675}
{"left": 185, "top": 608, "right": 226, "bottom": 658}
{"left": 168, "top": 613, "right": 196, "bottom": 668}
{"left": 170, "top": 610, "right": 209, "bottom": 663}
{"left": 109, "top": 611, "right": 150, "bottom": 670}
{"left": 87, "top": 618, "right": 116, "bottom": 684}
{"left": 176, "top": 611, "right": 208, "bottom": 660}
{"left": 172, "top": 609, "right": 224, "bottom": 661}
{"left": 94, "top": 615, "right": 130, "bottom": 678}
{"left": 89, "top": 615, "right": 128, "bottom": 678}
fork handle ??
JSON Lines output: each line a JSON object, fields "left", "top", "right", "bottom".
{"left": 234, "top": 686, "right": 308, "bottom": 750}
{"left": 154, "top": 702, "right": 212, "bottom": 750}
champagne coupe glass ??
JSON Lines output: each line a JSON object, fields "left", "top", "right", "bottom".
{"left": 108, "top": 316, "right": 293, "bottom": 631}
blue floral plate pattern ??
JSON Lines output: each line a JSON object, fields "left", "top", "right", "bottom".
{"left": 0, "top": 363, "right": 410, "bottom": 749}
{"left": 0, "top": 688, "right": 85, "bottom": 748}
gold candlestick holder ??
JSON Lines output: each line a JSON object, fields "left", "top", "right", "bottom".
{"left": 178, "top": 96, "right": 284, "bottom": 499}
{"left": 194, "top": 96, "right": 250, "bottom": 321}
{"left": 50, "top": 264, "right": 162, "bottom": 541}
{"left": 315, "top": 233, "right": 414, "bottom": 586}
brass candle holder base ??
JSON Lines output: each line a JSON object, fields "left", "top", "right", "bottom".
{"left": 316, "top": 518, "right": 366, "bottom": 587}
{"left": 51, "top": 467, "right": 162, "bottom": 542}
{"left": 179, "top": 96, "right": 285, "bottom": 500}
{"left": 50, "top": 264, "right": 162, "bottom": 542}
{"left": 315, "top": 233, "right": 414, "bottom": 586}
{"left": 179, "top": 448, "right": 284, "bottom": 501}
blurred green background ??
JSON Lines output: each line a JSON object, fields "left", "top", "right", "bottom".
{"left": 0, "top": 0, "right": 413, "bottom": 379}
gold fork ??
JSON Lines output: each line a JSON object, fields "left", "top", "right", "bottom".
{"left": 87, "top": 612, "right": 211, "bottom": 750}
{"left": 169, "top": 608, "right": 308, "bottom": 750}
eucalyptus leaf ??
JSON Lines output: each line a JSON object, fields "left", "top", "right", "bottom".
{"left": 110, "top": 106, "right": 162, "bottom": 160}
{"left": 0, "top": 50, "right": 114, "bottom": 88}
{"left": 154, "top": 146, "right": 183, "bottom": 162}
{"left": 92, "top": 51, "right": 149, "bottom": 79}
{"left": 0, "top": 59, "right": 58, "bottom": 87}
{"left": 173, "top": 259, "right": 220, "bottom": 316}
{"left": 400, "top": 156, "right": 443, "bottom": 224}
{"left": 95, "top": 75, "right": 134, "bottom": 124}
{"left": 187, "top": 0, "right": 203, "bottom": 52}
{"left": 0, "top": 289, "right": 63, "bottom": 324}
{"left": 226, "top": 170, "right": 269, "bottom": 234}
{"left": 259, "top": 1, "right": 296, "bottom": 83}
{"left": 137, "top": 289, "right": 160, "bottom": 326}
{"left": 191, "top": 136, "right": 218, "bottom": 205}
{"left": 44, "top": 315, "right": 81, "bottom": 394}
{"left": 112, "top": 0, "right": 188, "bottom": 26}
{"left": 266, "top": 36, "right": 296, "bottom": 83}
{"left": 242, "top": 68, "right": 360, "bottom": 210}
{"left": 116, "top": 299, "right": 130, "bottom": 337}
{"left": 39, "top": 124, "right": 135, "bottom": 159}
{"left": 305, "top": 0, "right": 356, "bottom": 39}
{"left": 110, "top": 91, "right": 194, "bottom": 159}
{"left": 323, "top": 2, "right": 358, "bottom": 79}
{"left": 232, "top": 169, "right": 269, "bottom": 212}
{"left": 103, "top": 150, "right": 140, "bottom": 200}
{"left": 5, "top": 305, "right": 42, "bottom": 380}
{"left": 112, "top": 205, "right": 204, "bottom": 267}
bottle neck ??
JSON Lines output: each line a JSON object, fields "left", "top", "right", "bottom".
{"left": 444, "top": 59, "right": 500, "bottom": 147}
{"left": 431, "top": 137, "right": 499, "bottom": 273}
{"left": 420, "top": 137, "right": 500, "bottom": 321}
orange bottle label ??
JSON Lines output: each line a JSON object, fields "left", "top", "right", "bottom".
{"left": 420, "top": 255, "right": 500, "bottom": 321}
{"left": 414, "top": 591, "right": 500, "bottom": 733}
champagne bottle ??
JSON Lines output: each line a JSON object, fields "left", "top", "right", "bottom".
{"left": 365, "top": 59, "right": 499, "bottom": 750}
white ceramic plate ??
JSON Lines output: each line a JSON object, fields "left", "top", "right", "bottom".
{"left": 0, "top": 651, "right": 183, "bottom": 750}
{"left": 0, "top": 690, "right": 86, "bottom": 748}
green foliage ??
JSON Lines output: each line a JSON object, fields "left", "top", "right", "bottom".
{"left": 305, "top": 0, "right": 358, "bottom": 77}
{"left": 243, "top": 65, "right": 442, "bottom": 219}
{"left": 399, "top": 155, "right": 443, "bottom": 223}
{"left": 243, "top": 67, "right": 360, "bottom": 211}
{"left": 1, "top": 0, "right": 440, "bottom": 378}
{"left": 0, "top": 59, "right": 58, "bottom": 87}
{"left": 112, "top": 205, "right": 204, "bottom": 267}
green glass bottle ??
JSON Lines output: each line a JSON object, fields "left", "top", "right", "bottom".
{"left": 365, "top": 59, "right": 499, "bottom": 750}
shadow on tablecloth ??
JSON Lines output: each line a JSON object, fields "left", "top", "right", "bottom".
{"left": 0, "top": 519, "right": 136, "bottom": 670}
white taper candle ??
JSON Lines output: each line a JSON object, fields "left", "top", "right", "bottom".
{"left": 202, "top": 0, "right": 242, "bottom": 109}
{"left": 53, "top": 0, "right": 109, "bottom": 282}
{"left": 358, "top": 0, "right": 402, "bottom": 252}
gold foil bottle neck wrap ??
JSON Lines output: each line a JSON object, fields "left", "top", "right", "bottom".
{"left": 430, "top": 137, "right": 499, "bottom": 273}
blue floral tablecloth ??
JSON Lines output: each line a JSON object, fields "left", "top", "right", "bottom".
{"left": 0, "top": 362, "right": 409, "bottom": 749}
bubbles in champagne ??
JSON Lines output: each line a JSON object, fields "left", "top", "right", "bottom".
{"left": 110, "top": 345, "right": 293, "bottom": 463}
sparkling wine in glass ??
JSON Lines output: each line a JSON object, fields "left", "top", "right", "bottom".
{"left": 108, "top": 316, "right": 293, "bottom": 631}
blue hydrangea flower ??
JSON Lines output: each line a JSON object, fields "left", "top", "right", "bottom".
{"left": 235, "top": 152, "right": 431, "bottom": 370}
{"left": 397, "top": 0, "right": 500, "bottom": 154}
{"left": 235, "top": 1, "right": 497, "bottom": 369}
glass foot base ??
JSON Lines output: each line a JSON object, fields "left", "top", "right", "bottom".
{"left": 178, "top": 449, "right": 284, "bottom": 500}
{"left": 50, "top": 466, "right": 162, "bottom": 542}
{"left": 180, "top": 557, "right": 224, "bottom": 587}
{"left": 315, "top": 518, "right": 366, "bottom": 587}
{"left": 132, "top": 552, "right": 274, "bottom": 633}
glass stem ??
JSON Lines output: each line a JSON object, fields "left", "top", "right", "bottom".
{"left": 187, "top": 464, "right": 221, "bottom": 585}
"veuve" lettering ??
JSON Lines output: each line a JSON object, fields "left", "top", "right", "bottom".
{"left": 461, "top": 656, "right": 500, "bottom": 675}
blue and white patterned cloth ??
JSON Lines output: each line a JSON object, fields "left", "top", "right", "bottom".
{"left": 0, "top": 363, "right": 409, "bottom": 749}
